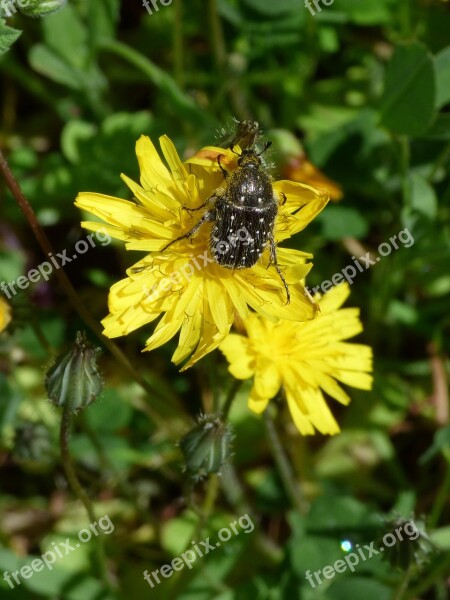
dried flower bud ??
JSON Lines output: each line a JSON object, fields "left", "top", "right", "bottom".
{"left": 381, "top": 516, "right": 434, "bottom": 570}
{"left": 45, "top": 332, "right": 102, "bottom": 412}
{"left": 18, "top": 0, "right": 67, "bottom": 18}
{"left": 179, "top": 414, "right": 233, "bottom": 480}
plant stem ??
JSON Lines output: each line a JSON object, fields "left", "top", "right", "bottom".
{"left": 428, "top": 140, "right": 450, "bottom": 183}
{"left": 80, "top": 414, "right": 137, "bottom": 503}
{"left": 222, "top": 379, "right": 242, "bottom": 420}
{"left": 167, "top": 474, "right": 220, "bottom": 598}
{"left": 221, "top": 464, "right": 283, "bottom": 565}
{"left": 406, "top": 553, "right": 450, "bottom": 599}
{"left": 207, "top": 0, "right": 251, "bottom": 120}
{"left": 173, "top": 0, "right": 184, "bottom": 88}
{"left": 429, "top": 453, "right": 450, "bottom": 528}
{"left": 59, "top": 404, "right": 110, "bottom": 586}
{"left": 30, "top": 315, "right": 54, "bottom": 354}
{"left": 399, "top": 136, "right": 411, "bottom": 209}
{"left": 99, "top": 39, "right": 206, "bottom": 126}
{"left": 263, "top": 408, "right": 305, "bottom": 514}
{"left": 0, "top": 148, "right": 185, "bottom": 430}
{"left": 393, "top": 565, "right": 414, "bottom": 600}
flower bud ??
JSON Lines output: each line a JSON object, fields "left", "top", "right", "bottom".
{"left": 381, "top": 516, "right": 434, "bottom": 570}
{"left": 179, "top": 414, "right": 233, "bottom": 480}
{"left": 18, "top": 0, "right": 67, "bottom": 18}
{"left": 45, "top": 332, "right": 102, "bottom": 412}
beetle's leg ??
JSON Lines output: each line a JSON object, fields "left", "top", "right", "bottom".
{"left": 268, "top": 232, "right": 290, "bottom": 305}
{"left": 279, "top": 191, "right": 287, "bottom": 206}
{"left": 161, "top": 209, "right": 215, "bottom": 252}
{"left": 183, "top": 186, "right": 224, "bottom": 214}
{"left": 183, "top": 201, "right": 209, "bottom": 213}
{"left": 218, "top": 154, "right": 229, "bottom": 180}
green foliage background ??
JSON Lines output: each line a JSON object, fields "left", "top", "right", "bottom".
{"left": 1, "top": 0, "right": 450, "bottom": 598}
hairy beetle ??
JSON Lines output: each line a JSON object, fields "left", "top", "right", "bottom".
{"left": 163, "top": 142, "right": 290, "bottom": 303}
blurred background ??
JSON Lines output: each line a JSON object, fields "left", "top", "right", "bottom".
{"left": 0, "top": 0, "right": 450, "bottom": 598}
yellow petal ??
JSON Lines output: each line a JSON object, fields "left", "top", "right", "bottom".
{"left": 0, "top": 296, "right": 12, "bottom": 332}
{"left": 248, "top": 388, "right": 271, "bottom": 414}
{"left": 160, "top": 135, "right": 188, "bottom": 187}
{"left": 206, "top": 277, "right": 233, "bottom": 335}
{"left": 180, "top": 297, "right": 230, "bottom": 369}
{"left": 135, "top": 135, "right": 173, "bottom": 192}
{"left": 253, "top": 358, "right": 282, "bottom": 399}
{"left": 285, "top": 386, "right": 341, "bottom": 436}
{"left": 219, "top": 334, "right": 255, "bottom": 380}
{"left": 318, "top": 283, "right": 350, "bottom": 312}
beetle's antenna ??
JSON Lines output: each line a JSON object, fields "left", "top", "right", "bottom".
{"left": 257, "top": 141, "right": 272, "bottom": 156}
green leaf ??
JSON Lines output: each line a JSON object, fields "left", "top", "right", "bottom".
{"left": 41, "top": 3, "right": 88, "bottom": 67}
{"left": 318, "top": 206, "right": 369, "bottom": 240}
{"left": 87, "top": 0, "right": 120, "bottom": 44}
{"left": 0, "top": 374, "right": 22, "bottom": 444}
{"left": 18, "top": 0, "right": 67, "bottom": 18}
{"left": 0, "top": 18, "right": 21, "bottom": 55}
{"left": 409, "top": 173, "right": 438, "bottom": 219}
{"left": 84, "top": 389, "right": 133, "bottom": 432}
{"left": 380, "top": 42, "right": 436, "bottom": 136}
{"left": 29, "top": 44, "right": 84, "bottom": 89}
{"left": 421, "top": 114, "right": 450, "bottom": 140}
{"left": 430, "top": 526, "right": 450, "bottom": 550}
{"left": 242, "top": 0, "right": 299, "bottom": 16}
{"left": 420, "top": 425, "right": 450, "bottom": 463}
{"left": 0, "top": 547, "right": 117, "bottom": 599}
{"left": 61, "top": 120, "right": 97, "bottom": 163}
{"left": 435, "top": 46, "right": 450, "bottom": 108}
{"left": 327, "top": 577, "right": 392, "bottom": 600}
{"left": 325, "top": 0, "right": 394, "bottom": 25}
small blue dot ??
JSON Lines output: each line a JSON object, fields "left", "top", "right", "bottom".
{"left": 340, "top": 540, "right": 352, "bottom": 552}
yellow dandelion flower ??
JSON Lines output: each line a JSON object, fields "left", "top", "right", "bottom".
{"left": 0, "top": 296, "right": 12, "bottom": 332}
{"left": 75, "top": 136, "right": 328, "bottom": 369}
{"left": 219, "top": 283, "right": 373, "bottom": 435}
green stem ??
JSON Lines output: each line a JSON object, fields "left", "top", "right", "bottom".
{"left": 167, "top": 475, "right": 220, "bottom": 598}
{"left": 207, "top": 0, "right": 251, "bottom": 120}
{"left": 264, "top": 408, "right": 305, "bottom": 514}
{"left": 399, "top": 136, "right": 411, "bottom": 209}
{"left": 30, "top": 316, "right": 54, "bottom": 354}
{"left": 98, "top": 39, "right": 206, "bottom": 126}
{"left": 221, "top": 464, "right": 282, "bottom": 565}
{"left": 0, "top": 148, "right": 185, "bottom": 430}
{"left": 173, "top": 0, "right": 184, "bottom": 88}
{"left": 80, "top": 414, "right": 137, "bottom": 503}
{"left": 222, "top": 379, "right": 242, "bottom": 420}
{"left": 59, "top": 405, "right": 110, "bottom": 586}
{"left": 392, "top": 565, "right": 414, "bottom": 600}
{"left": 405, "top": 553, "right": 450, "bottom": 599}
{"left": 399, "top": 0, "right": 413, "bottom": 38}
{"left": 429, "top": 453, "right": 450, "bottom": 528}
{"left": 428, "top": 141, "right": 450, "bottom": 183}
